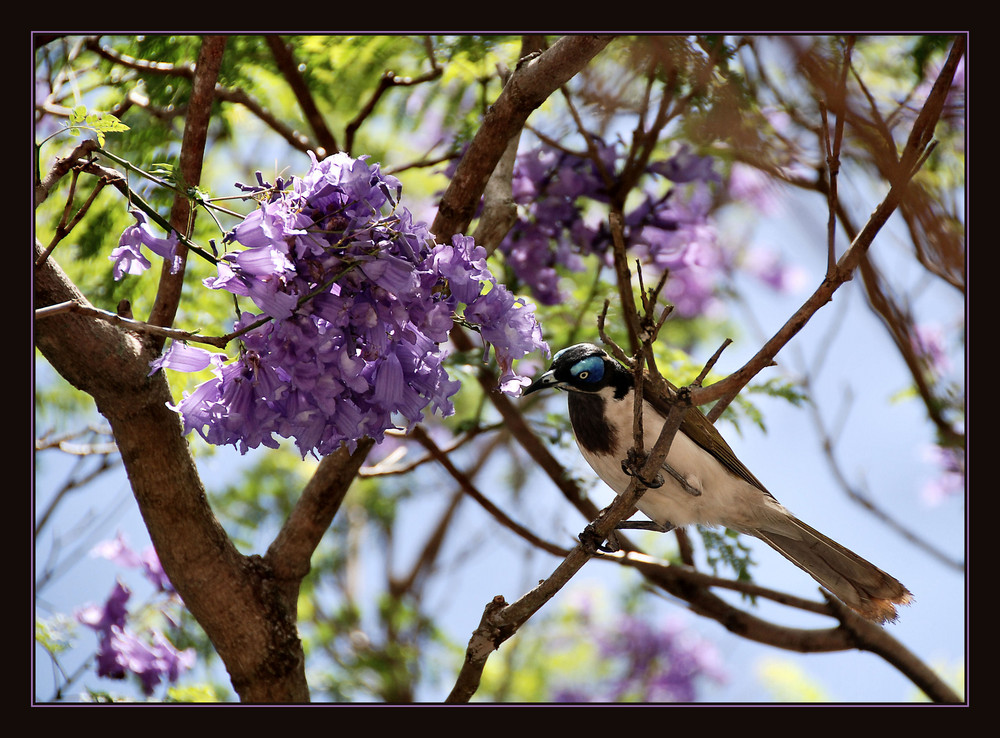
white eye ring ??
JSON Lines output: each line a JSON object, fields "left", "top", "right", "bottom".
{"left": 578, "top": 371, "right": 589, "bottom": 379}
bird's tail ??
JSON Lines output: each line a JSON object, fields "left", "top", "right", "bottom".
{"left": 751, "top": 515, "right": 912, "bottom": 624}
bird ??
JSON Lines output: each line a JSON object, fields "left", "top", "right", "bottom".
{"left": 524, "top": 342, "right": 912, "bottom": 624}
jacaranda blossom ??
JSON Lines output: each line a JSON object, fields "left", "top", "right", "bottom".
{"left": 109, "top": 210, "right": 181, "bottom": 280}
{"left": 498, "top": 139, "right": 726, "bottom": 315}
{"left": 91, "top": 532, "right": 174, "bottom": 593}
{"left": 75, "top": 579, "right": 194, "bottom": 696}
{"left": 144, "top": 152, "right": 548, "bottom": 457}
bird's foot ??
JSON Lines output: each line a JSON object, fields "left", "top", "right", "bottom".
{"left": 578, "top": 524, "right": 622, "bottom": 554}
{"left": 621, "top": 448, "right": 665, "bottom": 489}
{"left": 579, "top": 519, "right": 676, "bottom": 554}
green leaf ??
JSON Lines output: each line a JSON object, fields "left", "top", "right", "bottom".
{"left": 700, "top": 527, "right": 756, "bottom": 586}
{"left": 92, "top": 112, "right": 130, "bottom": 133}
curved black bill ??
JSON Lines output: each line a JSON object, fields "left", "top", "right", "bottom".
{"left": 524, "top": 369, "right": 560, "bottom": 396}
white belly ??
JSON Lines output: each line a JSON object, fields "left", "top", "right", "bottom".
{"left": 576, "top": 389, "right": 782, "bottom": 530}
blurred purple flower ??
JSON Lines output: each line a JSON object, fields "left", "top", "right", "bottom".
{"left": 499, "top": 141, "right": 723, "bottom": 316}
{"left": 90, "top": 532, "right": 142, "bottom": 569}
{"left": 743, "top": 247, "right": 807, "bottom": 293}
{"left": 548, "top": 596, "right": 726, "bottom": 703}
{"left": 727, "top": 162, "right": 785, "bottom": 215}
{"left": 595, "top": 614, "right": 726, "bottom": 702}
{"left": 912, "top": 323, "right": 953, "bottom": 377}
{"left": 76, "top": 576, "right": 193, "bottom": 695}
{"left": 921, "top": 444, "right": 965, "bottom": 506}
{"left": 91, "top": 532, "right": 175, "bottom": 593}
{"left": 93, "top": 625, "right": 196, "bottom": 696}
{"left": 649, "top": 144, "right": 720, "bottom": 184}
{"left": 76, "top": 579, "right": 131, "bottom": 635}
{"left": 110, "top": 210, "right": 181, "bottom": 280}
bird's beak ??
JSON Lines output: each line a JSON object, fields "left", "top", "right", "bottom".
{"left": 524, "top": 369, "right": 560, "bottom": 396}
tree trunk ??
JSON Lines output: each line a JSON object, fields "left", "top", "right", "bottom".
{"left": 34, "top": 242, "right": 311, "bottom": 702}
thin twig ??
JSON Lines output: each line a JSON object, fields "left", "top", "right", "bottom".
{"left": 34, "top": 300, "right": 229, "bottom": 348}
{"left": 410, "top": 425, "right": 570, "bottom": 559}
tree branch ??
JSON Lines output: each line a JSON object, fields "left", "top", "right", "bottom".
{"left": 409, "top": 425, "right": 570, "bottom": 558}
{"left": 265, "top": 439, "right": 375, "bottom": 602}
{"left": 689, "top": 38, "right": 957, "bottom": 413}
{"left": 147, "top": 35, "right": 227, "bottom": 335}
{"left": 431, "top": 34, "right": 613, "bottom": 241}
{"left": 265, "top": 35, "right": 340, "bottom": 157}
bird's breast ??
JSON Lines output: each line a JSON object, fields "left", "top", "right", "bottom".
{"left": 567, "top": 391, "right": 619, "bottom": 457}
{"left": 567, "top": 387, "right": 773, "bottom": 530}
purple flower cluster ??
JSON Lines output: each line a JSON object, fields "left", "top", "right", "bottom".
{"left": 76, "top": 535, "right": 193, "bottom": 697}
{"left": 599, "top": 614, "right": 726, "bottom": 702}
{"left": 144, "top": 152, "right": 547, "bottom": 456}
{"left": 499, "top": 141, "right": 724, "bottom": 315}
{"left": 551, "top": 610, "right": 726, "bottom": 703}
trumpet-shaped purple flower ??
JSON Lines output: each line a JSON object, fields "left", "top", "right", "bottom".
{"left": 110, "top": 210, "right": 181, "bottom": 280}
{"left": 152, "top": 154, "right": 547, "bottom": 457}
{"left": 465, "top": 283, "right": 547, "bottom": 395}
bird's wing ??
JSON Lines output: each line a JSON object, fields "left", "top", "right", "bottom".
{"left": 641, "top": 375, "right": 773, "bottom": 497}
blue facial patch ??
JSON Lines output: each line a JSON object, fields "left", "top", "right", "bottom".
{"left": 571, "top": 355, "right": 604, "bottom": 383}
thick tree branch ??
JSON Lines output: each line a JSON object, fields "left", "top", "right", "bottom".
{"left": 147, "top": 35, "right": 227, "bottom": 335}
{"left": 431, "top": 34, "right": 613, "bottom": 241}
{"left": 265, "top": 439, "right": 375, "bottom": 604}
{"left": 265, "top": 35, "right": 340, "bottom": 157}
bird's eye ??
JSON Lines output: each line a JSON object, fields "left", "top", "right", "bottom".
{"left": 570, "top": 356, "right": 604, "bottom": 383}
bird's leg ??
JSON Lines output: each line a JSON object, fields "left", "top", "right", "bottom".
{"left": 660, "top": 462, "right": 702, "bottom": 497}
{"left": 621, "top": 447, "right": 665, "bottom": 489}
{"left": 622, "top": 447, "right": 701, "bottom": 498}
{"left": 615, "top": 519, "right": 675, "bottom": 533}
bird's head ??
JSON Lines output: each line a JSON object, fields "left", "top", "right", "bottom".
{"left": 524, "top": 343, "right": 619, "bottom": 396}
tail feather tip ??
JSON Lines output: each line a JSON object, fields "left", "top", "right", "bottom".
{"left": 854, "top": 587, "right": 914, "bottom": 625}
